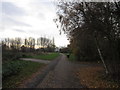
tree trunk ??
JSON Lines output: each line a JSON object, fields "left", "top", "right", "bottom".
{"left": 95, "top": 36, "right": 109, "bottom": 74}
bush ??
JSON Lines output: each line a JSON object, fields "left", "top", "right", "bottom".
{"left": 2, "top": 50, "right": 23, "bottom": 63}
{"left": 2, "top": 60, "right": 25, "bottom": 79}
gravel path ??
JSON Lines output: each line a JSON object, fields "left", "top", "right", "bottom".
{"left": 20, "top": 55, "right": 61, "bottom": 88}
{"left": 20, "top": 58, "right": 51, "bottom": 64}
{"left": 20, "top": 54, "right": 85, "bottom": 88}
{"left": 37, "top": 54, "right": 84, "bottom": 88}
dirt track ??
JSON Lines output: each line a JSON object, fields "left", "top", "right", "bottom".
{"left": 37, "top": 54, "right": 84, "bottom": 88}
{"left": 20, "top": 54, "right": 85, "bottom": 88}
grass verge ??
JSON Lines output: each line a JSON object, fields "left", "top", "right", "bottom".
{"left": 25, "top": 53, "right": 60, "bottom": 60}
{"left": 65, "top": 53, "right": 76, "bottom": 62}
{"left": 3, "top": 60, "right": 45, "bottom": 88}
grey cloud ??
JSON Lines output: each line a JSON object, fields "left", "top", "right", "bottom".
{"left": 14, "top": 29, "right": 26, "bottom": 33}
{"left": 0, "top": 24, "right": 5, "bottom": 32}
{"left": 2, "top": 2, "right": 26, "bottom": 16}
{"left": 2, "top": 15, "right": 32, "bottom": 27}
{"left": 37, "top": 12, "right": 46, "bottom": 20}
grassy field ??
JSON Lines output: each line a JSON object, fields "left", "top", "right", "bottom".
{"left": 25, "top": 53, "right": 60, "bottom": 60}
{"left": 3, "top": 60, "right": 45, "bottom": 88}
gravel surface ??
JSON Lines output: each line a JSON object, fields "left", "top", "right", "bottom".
{"left": 20, "top": 54, "right": 85, "bottom": 88}
{"left": 20, "top": 55, "right": 61, "bottom": 88}
{"left": 37, "top": 54, "right": 84, "bottom": 88}
{"left": 20, "top": 58, "right": 51, "bottom": 64}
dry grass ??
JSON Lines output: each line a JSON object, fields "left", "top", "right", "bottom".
{"left": 76, "top": 63, "right": 120, "bottom": 88}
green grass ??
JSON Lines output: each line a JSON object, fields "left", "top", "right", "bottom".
{"left": 3, "top": 60, "right": 45, "bottom": 88}
{"left": 65, "top": 53, "right": 76, "bottom": 62}
{"left": 25, "top": 53, "right": 60, "bottom": 60}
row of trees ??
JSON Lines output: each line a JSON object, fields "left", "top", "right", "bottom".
{"left": 56, "top": 1, "right": 120, "bottom": 81}
{"left": 1, "top": 37, "right": 55, "bottom": 52}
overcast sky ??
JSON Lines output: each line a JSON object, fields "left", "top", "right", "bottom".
{"left": 0, "top": 0, "right": 69, "bottom": 47}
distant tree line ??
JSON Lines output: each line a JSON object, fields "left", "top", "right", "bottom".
{"left": 1, "top": 37, "right": 55, "bottom": 52}
{"left": 55, "top": 1, "right": 120, "bottom": 81}
{"left": 59, "top": 45, "right": 71, "bottom": 53}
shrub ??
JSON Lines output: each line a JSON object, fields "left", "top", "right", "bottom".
{"left": 2, "top": 61, "right": 25, "bottom": 79}
{"left": 2, "top": 50, "right": 23, "bottom": 63}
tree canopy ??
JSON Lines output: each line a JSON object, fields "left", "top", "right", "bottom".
{"left": 55, "top": 1, "right": 120, "bottom": 81}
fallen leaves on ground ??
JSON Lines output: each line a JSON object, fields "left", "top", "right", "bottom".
{"left": 76, "top": 63, "right": 120, "bottom": 88}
